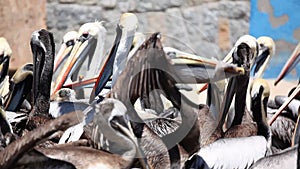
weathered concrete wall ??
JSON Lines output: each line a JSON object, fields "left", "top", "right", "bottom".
{"left": 0, "top": 0, "right": 46, "bottom": 70}
{"left": 47, "top": 0, "right": 250, "bottom": 59}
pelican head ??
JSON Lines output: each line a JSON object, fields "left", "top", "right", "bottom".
{"left": 53, "top": 31, "right": 78, "bottom": 72}
{"left": 52, "top": 22, "right": 106, "bottom": 97}
{"left": 232, "top": 35, "right": 258, "bottom": 71}
{"left": 250, "top": 78, "right": 270, "bottom": 122}
{"left": 252, "top": 36, "right": 275, "bottom": 78}
{"left": 91, "top": 98, "right": 138, "bottom": 160}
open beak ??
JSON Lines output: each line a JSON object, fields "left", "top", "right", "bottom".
{"left": 268, "top": 83, "right": 300, "bottom": 125}
{"left": 51, "top": 33, "right": 96, "bottom": 97}
{"left": 252, "top": 45, "right": 270, "bottom": 78}
{"left": 275, "top": 43, "right": 300, "bottom": 85}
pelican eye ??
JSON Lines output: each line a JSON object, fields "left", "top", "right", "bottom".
{"left": 66, "top": 39, "right": 75, "bottom": 47}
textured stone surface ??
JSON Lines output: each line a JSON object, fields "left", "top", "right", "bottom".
{"left": 47, "top": 0, "right": 251, "bottom": 59}
{"left": 47, "top": 3, "right": 102, "bottom": 46}
{"left": 0, "top": 0, "right": 47, "bottom": 70}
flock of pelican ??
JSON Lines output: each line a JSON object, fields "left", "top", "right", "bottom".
{"left": 0, "top": 12, "right": 299, "bottom": 169}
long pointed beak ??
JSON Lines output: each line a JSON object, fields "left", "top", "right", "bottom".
{"left": 53, "top": 43, "right": 74, "bottom": 72}
{"left": 252, "top": 46, "right": 270, "bottom": 78}
{"left": 89, "top": 24, "right": 124, "bottom": 103}
{"left": 197, "top": 83, "right": 208, "bottom": 94}
{"left": 218, "top": 77, "right": 236, "bottom": 127}
{"left": 268, "top": 84, "right": 300, "bottom": 125}
{"left": 52, "top": 36, "right": 95, "bottom": 97}
{"left": 275, "top": 43, "right": 300, "bottom": 85}
{"left": 64, "top": 77, "right": 97, "bottom": 89}
{"left": 172, "top": 55, "right": 245, "bottom": 83}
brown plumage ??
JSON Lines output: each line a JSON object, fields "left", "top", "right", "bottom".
{"left": 224, "top": 78, "right": 271, "bottom": 142}
{"left": 111, "top": 32, "right": 200, "bottom": 168}
{"left": 26, "top": 29, "right": 55, "bottom": 130}
{"left": 0, "top": 111, "right": 83, "bottom": 168}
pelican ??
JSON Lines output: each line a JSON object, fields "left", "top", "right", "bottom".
{"left": 26, "top": 29, "right": 55, "bottom": 129}
{"left": 13, "top": 99, "right": 144, "bottom": 169}
{"left": 224, "top": 78, "right": 271, "bottom": 140}
{"left": 52, "top": 21, "right": 106, "bottom": 98}
{"left": 220, "top": 35, "right": 258, "bottom": 129}
{"left": 84, "top": 98, "right": 149, "bottom": 169}
{"left": 90, "top": 13, "right": 138, "bottom": 102}
{"left": 200, "top": 35, "right": 259, "bottom": 146}
{"left": 193, "top": 78, "right": 272, "bottom": 169}
{"left": 57, "top": 13, "right": 139, "bottom": 144}
{"left": 111, "top": 32, "right": 200, "bottom": 168}
{"left": 110, "top": 32, "right": 246, "bottom": 168}
{"left": 0, "top": 111, "right": 83, "bottom": 169}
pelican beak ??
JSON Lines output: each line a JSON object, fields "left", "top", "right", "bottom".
{"left": 219, "top": 77, "right": 237, "bottom": 124}
{"left": 53, "top": 40, "right": 75, "bottom": 72}
{"left": 275, "top": 43, "right": 300, "bottom": 85}
{"left": 252, "top": 45, "right": 270, "bottom": 77}
{"left": 64, "top": 77, "right": 97, "bottom": 89}
{"left": 196, "top": 83, "right": 208, "bottom": 94}
{"left": 89, "top": 25, "right": 122, "bottom": 102}
{"left": 172, "top": 54, "right": 245, "bottom": 83}
{"left": 52, "top": 33, "right": 97, "bottom": 97}
{"left": 269, "top": 84, "right": 300, "bottom": 125}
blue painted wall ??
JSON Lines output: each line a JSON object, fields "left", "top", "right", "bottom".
{"left": 250, "top": 0, "right": 300, "bottom": 79}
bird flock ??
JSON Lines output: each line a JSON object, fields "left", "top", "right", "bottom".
{"left": 0, "top": 12, "right": 299, "bottom": 169}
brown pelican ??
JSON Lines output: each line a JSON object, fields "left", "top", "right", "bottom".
{"left": 0, "top": 111, "right": 83, "bottom": 169}
{"left": 52, "top": 21, "right": 106, "bottom": 98}
{"left": 199, "top": 35, "right": 259, "bottom": 146}
{"left": 84, "top": 98, "right": 149, "bottom": 169}
{"left": 224, "top": 78, "right": 271, "bottom": 139}
{"left": 11, "top": 99, "right": 143, "bottom": 169}
{"left": 194, "top": 77, "right": 272, "bottom": 169}
{"left": 26, "top": 29, "right": 55, "bottom": 129}
{"left": 57, "top": 13, "right": 139, "bottom": 144}
{"left": 110, "top": 32, "right": 247, "bottom": 168}
{"left": 110, "top": 32, "right": 200, "bottom": 168}
{"left": 53, "top": 31, "right": 78, "bottom": 72}
{"left": 220, "top": 35, "right": 258, "bottom": 129}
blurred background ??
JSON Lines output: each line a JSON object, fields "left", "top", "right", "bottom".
{"left": 1, "top": 0, "right": 299, "bottom": 79}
